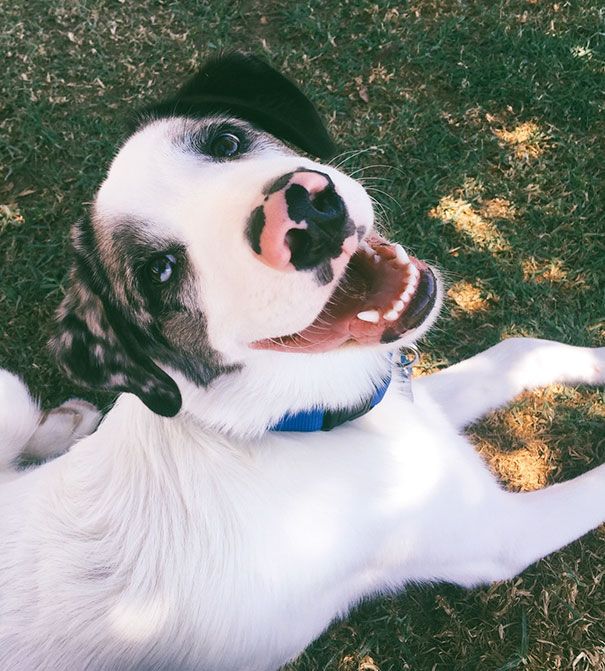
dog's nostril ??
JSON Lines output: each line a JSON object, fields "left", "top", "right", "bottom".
{"left": 285, "top": 228, "right": 312, "bottom": 266}
{"left": 310, "top": 187, "right": 341, "bottom": 216}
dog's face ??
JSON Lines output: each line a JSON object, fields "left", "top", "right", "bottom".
{"left": 52, "top": 54, "right": 440, "bottom": 419}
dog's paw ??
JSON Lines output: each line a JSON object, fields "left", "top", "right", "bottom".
{"left": 0, "top": 370, "right": 42, "bottom": 470}
{"left": 23, "top": 399, "right": 102, "bottom": 462}
{"left": 575, "top": 346, "right": 605, "bottom": 386}
{"left": 592, "top": 347, "right": 605, "bottom": 385}
{"left": 58, "top": 399, "right": 102, "bottom": 440}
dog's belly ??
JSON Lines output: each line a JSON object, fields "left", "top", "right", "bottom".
{"left": 0, "top": 390, "right": 484, "bottom": 671}
{"left": 0, "top": 463, "right": 382, "bottom": 671}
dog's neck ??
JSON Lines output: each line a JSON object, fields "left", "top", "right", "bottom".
{"left": 269, "top": 370, "right": 392, "bottom": 431}
{"left": 61, "top": 348, "right": 403, "bottom": 510}
{"left": 173, "top": 347, "right": 395, "bottom": 438}
{"left": 267, "top": 348, "right": 418, "bottom": 431}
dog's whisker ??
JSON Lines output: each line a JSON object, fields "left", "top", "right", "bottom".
{"left": 357, "top": 176, "right": 395, "bottom": 185}
{"left": 346, "top": 164, "right": 410, "bottom": 182}
{"left": 368, "top": 195, "right": 392, "bottom": 227}
{"left": 328, "top": 146, "right": 385, "bottom": 170}
{"left": 365, "top": 187, "right": 405, "bottom": 217}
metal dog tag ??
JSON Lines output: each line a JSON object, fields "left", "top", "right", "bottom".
{"left": 396, "top": 346, "right": 419, "bottom": 402}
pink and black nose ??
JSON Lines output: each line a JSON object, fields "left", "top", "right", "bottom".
{"left": 247, "top": 169, "right": 358, "bottom": 285}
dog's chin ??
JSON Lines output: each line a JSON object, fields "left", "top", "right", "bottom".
{"left": 250, "top": 233, "right": 440, "bottom": 354}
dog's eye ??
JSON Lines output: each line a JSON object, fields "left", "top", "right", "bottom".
{"left": 210, "top": 132, "right": 241, "bottom": 158}
{"left": 147, "top": 254, "right": 176, "bottom": 284}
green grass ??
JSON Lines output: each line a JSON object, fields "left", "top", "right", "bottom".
{"left": 1, "top": 0, "right": 604, "bottom": 668}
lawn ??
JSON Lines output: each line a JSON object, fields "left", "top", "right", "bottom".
{"left": 1, "top": 0, "right": 604, "bottom": 669}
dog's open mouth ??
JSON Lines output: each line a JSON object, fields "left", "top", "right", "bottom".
{"left": 252, "top": 232, "right": 438, "bottom": 352}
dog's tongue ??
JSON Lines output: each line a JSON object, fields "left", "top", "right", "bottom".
{"left": 252, "top": 233, "right": 437, "bottom": 353}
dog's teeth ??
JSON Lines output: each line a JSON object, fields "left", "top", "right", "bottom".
{"left": 395, "top": 244, "right": 409, "bottom": 265}
{"left": 359, "top": 241, "right": 374, "bottom": 256}
{"left": 393, "top": 300, "right": 404, "bottom": 312}
{"left": 409, "top": 264, "right": 420, "bottom": 280}
{"left": 373, "top": 254, "right": 381, "bottom": 263}
{"left": 400, "top": 287, "right": 413, "bottom": 302}
{"left": 383, "top": 309, "right": 399, "bottom": 321}
{"left": 357, "top": 310, "right": 380, "bottom": 323}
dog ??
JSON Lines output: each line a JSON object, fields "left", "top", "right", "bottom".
{"left": 0, "top": 52, "right": 603, "bottom": 671}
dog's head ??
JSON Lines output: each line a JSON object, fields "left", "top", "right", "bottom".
{"left": 51, "top": 53, "right": 441, "bottom": 426}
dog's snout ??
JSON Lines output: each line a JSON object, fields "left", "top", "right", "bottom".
{"left": 247, "top": 169, "right": 354, "bottom": 275}
{"left": 284, "top": 180, "right": 346, "bottom": 268}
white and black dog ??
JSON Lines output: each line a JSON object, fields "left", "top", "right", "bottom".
{"left": 0, "top": 53, "right": 604, "bottom": 671}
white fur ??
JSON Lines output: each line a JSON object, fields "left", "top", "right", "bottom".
{"left": 1, "top": 114, "right": 604, "bottom": 670}
{"left": 1, "top": 342, "right": 603, "bottom": 670}
{"left": 95, "top": 118, "right": 375, "bottom": 358}
{"left": 0, "top": 370, "right": 41, "bottom": 472}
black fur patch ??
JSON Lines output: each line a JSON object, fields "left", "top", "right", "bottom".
{"left": 139, "top": 52, "right": 336, "bottom": 159}
{"left": 247, "top": 206, "right": 265, "bottom": 256}
{"left": 315, "top": 261, "right": 334, "bottom": 286}
{"left": 52, "top": 214, "right": 237, "bottom": 417}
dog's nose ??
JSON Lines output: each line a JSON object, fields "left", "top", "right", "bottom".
{"left": 248, "top": 170, "right": 350, "bottom": 272}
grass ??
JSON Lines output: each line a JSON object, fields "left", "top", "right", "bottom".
{"left": 1, "top": 0, "right": 604, "bottom": 668}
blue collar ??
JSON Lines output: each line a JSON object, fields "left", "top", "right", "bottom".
{"left": 269, "top": 372, "right": 391, "bottom": 432}
{"left": 269, "top": 348, "right": 417, "bottom": 432}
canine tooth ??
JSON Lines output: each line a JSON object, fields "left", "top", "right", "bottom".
{"left": 395, "top": 244, "right": 409, "bottom": 265}
{"left": 357, "top": 310, "right": 380, "bottom": 323}
{"left": 393, "top": 300, "right": 404, "bottom": 312}
{"left": 373, "top": 254, "right": 381, "bottom": 263}
{"left": 384, "top": 309, "right": 399, "bottom": 321}
{"left": 359, "top": 241, "right": 374, "bottom": 256}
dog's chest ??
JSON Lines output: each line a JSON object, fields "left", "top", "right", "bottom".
{"left": 2, "top": 394, "right": 455, "bottom": 670}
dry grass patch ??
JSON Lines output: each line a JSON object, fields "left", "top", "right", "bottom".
{"left": 429, "top": 196, "right": 511, "bottom": 253}
{"left": 521, "top": 257, "right": 570, "bottom": 285}
{"left": 447, "top": 280, "right": 494, "bottom": 314}
{"left": 479, "top": 197, "right": 515, "bottom": 221}
{"left": 340, "top": 654, "right": 381, "bottom": 671}
{"left": 491, "top": 120, "right": 548, "bottom": 159}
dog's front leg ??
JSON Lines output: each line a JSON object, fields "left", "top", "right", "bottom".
{"left": 0, "top": 370, "right": 42, "bottom": 471}
{"left": 381, "top": 456, "right": 605, "bottom": 588}
{"left": 0, "top": 369, "right": 101, "bottom": 470}
{"left": 461, "top": 465, "right": 605, "bottom": 586}
{"left": 413, "top": 337, "right": 605, "bottom": 429}
{"left": 22, "top": 399, "right": 101, "bottom": 463}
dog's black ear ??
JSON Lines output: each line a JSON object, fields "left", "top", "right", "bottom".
{"left": 50, "top": 221, "right": 182, "bottom": 418}
{"left": 144, "top": 52, "right": 337, "bottom": 159}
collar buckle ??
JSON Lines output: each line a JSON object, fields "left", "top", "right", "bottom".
{"left": 396, "top": 345, "right": 419, "bottom": 401}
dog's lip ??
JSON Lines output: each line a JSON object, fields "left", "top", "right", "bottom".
{"left": 250, "top": 233, "right": 438, "bottom": 353}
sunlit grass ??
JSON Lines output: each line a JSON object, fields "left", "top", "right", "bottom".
{"left": 447, "top": 279, "right": 493, "bottom": 313}
{"left": 521, "top": 257, "right": 571, "bottom": 285}
{"left": 492, "top": 121, "right": 546, "bottom": 159}
{"left": 429, "top": 195, "right": 511, "bottom": 253}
